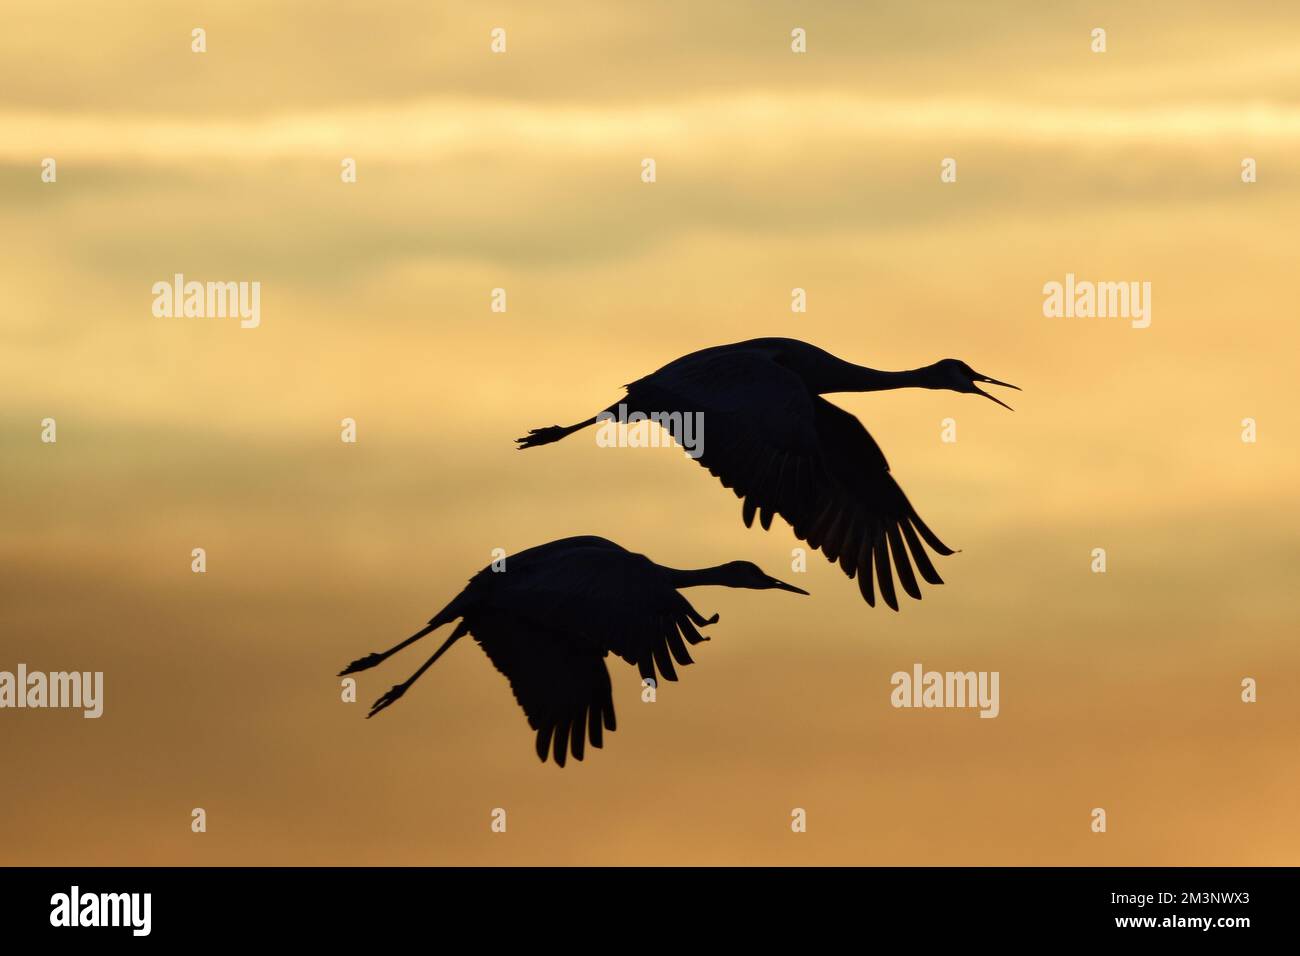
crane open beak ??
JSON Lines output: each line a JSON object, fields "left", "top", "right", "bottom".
{"left": 768, "top": 577, "right": 810, "bottom": 595}
{"left": 973, "top": 374, "right": 1020, "bottom": 411}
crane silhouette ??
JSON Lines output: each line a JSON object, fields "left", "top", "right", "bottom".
{"left": 339, "top": 535, "right": 807, "bottom": 766}
{"left": 516, "top": 338, "right": 1017, "bottom": 610}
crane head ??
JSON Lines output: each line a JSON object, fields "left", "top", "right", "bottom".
{"left": 934, "top": 359, "right": 1020, "bottom": 411}
{"left": 722, "top": 561, "right": 810, "bottom": 595}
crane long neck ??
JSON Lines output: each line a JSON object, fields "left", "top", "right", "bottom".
{"left": 817, "top": 360, "right": 939, "bottom": 394}
{"left": 667, "top": 565, "right": 735, "bottom": 589}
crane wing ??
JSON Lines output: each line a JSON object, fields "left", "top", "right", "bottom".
{"left": 470, "top": 612, "right": 615, "bottom": 767}
{"left": 494, "top": 545, "right": 720, "bottom": 684}
{"left": 630, "top": 363, "right": 954, "bottom": 610}
{"left": 465, "top": 544, "right": 723, "bottom": 764}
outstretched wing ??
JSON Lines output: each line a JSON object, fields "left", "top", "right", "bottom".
{"left": 631, "top": 356, "right": 953, "bottom": 610}
{"left": 497, "top": 542, "right": 721, "bottom": 682}
{"left": 468, "top": 543, "right": 721, "bottom": 765}
{"left": 470, "top": 611, "right": 615, "bottom": 768}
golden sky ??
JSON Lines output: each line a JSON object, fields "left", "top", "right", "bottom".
{"left": 2, "top": 1, "right": 1298, "bottom": 865}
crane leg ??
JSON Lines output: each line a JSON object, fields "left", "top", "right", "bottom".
{"left": 515, "top": 401, "right": 621, "bottom": 449}
{"left": 515, "top": 417, "right": 596, "bottom": 448}
{"left": 366, "top": 626, "right": 467, "bottom": 718}
{"left": 338, "top": 621, "right": 438, "bottom": 676}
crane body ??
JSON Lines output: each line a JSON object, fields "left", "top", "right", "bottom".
{"left": 340, "top": 535, "right": 806, "bottom": 766}
{"left": 517, "top": 338, "right": 1017, "bottom": 610}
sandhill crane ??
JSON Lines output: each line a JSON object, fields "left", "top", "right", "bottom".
{"left": 516, "top": 338, "right": 1017, "bottom": 610}
{"left": 339, "top": 535, "right": 807, "bottom": 766}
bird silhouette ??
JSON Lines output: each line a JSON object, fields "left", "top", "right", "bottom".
{"left": 339, "top": 535, "right": 807, "bottom": 766}
{"left": 516, "top": 338, "right": 1017, "bottom": 610}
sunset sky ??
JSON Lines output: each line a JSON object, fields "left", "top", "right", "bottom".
{"left": 2, "top": 1, "right": 1298, "bottom": 865}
